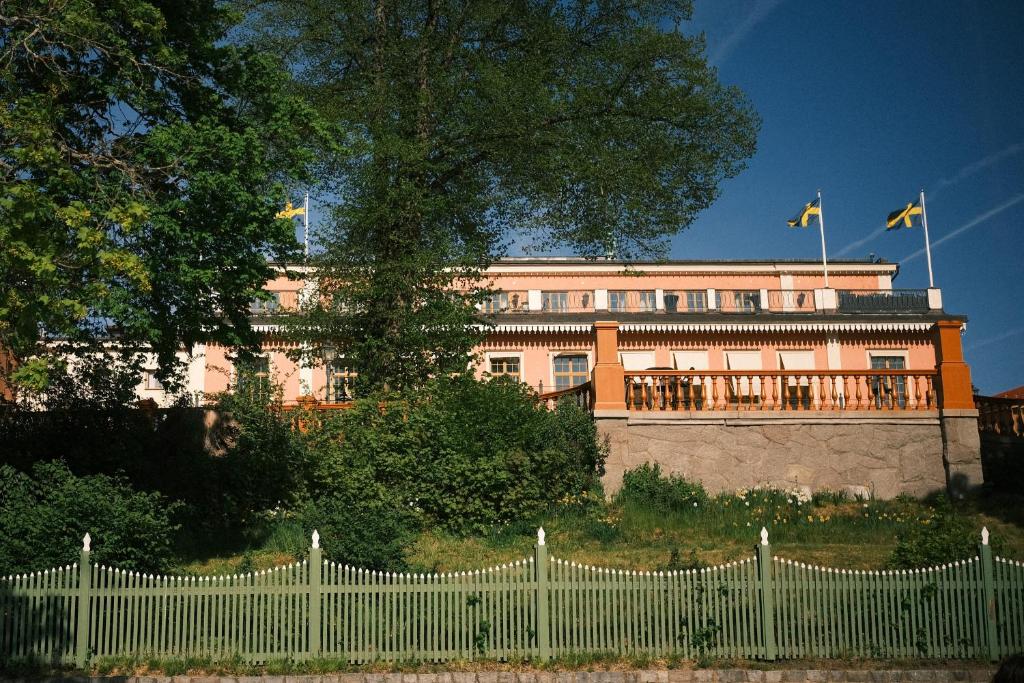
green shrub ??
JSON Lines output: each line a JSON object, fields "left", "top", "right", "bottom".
{"left": 303, "top": 375, "right": 606, "bottom": 535}
{"left": 889, "top": 495, "right": 997, "bottom": 568}
{"left": 0, "top": 461, "right": 181, "bottom": 575}
{"left": 298, "top": 469, "right": 419, "bottom": 571}
{"left": 615, "top": 463, "right": 709, "bottom": 512}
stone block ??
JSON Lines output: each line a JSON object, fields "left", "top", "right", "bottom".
{"left": 763, "top": 671, "right": 783, "bottom": 683}
{"left": 667, "top": 670, "right": 694, "bottom": 683}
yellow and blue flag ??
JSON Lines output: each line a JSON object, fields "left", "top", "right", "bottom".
{"left": 787, "top": 197, "right": 821, "bottom": 228}
{"left": 886, "top": 200, "right": 923, "bottom": 229}
{"left": 275, "top": 201, "right": 305, "bottom": 219}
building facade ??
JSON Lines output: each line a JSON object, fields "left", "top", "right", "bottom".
{"left": 134, "top": 257, "right": 983, "bottom": 498}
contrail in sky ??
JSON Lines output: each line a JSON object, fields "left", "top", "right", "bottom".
{"left": 931, "top": 141, "right": 1024, "bottom": 200}
{"left": 964, "top": 326, "right": 1024, "bottom": 352}
{"left": 835, "top": 141, "right": 1024, "bottom": 257}
{"left": 709, "top": 0, "right": 784, "bottom": 67}
{"left": 901, "top": 193, "right": 1024, "bottom": 263}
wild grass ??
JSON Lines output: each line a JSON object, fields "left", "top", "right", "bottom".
{"left": 180, "top": 485, "right": 1024, "bottom": 576}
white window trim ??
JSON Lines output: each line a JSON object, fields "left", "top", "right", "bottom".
{"left": 483, "top": 350, "right": 525, "bottom": 381}
{"left": 546, "top": 350, "right": 593, "bottom": 391}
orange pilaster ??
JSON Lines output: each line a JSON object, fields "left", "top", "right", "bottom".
{"left": 933, "top": 320, "right": 975, "bottom": 410}
{"left": 592, "top": 321, "right": 626, "bottom": 411}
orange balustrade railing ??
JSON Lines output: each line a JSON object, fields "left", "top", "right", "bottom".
{"left": 623, "top": 369, "right": 939, "bottom": 412}
{"left": 976, "top": 394, "right": 1024, "bottom": 438}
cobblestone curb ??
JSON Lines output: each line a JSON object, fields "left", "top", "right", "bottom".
{"left": 4, "top": 669, "right": 997, "bottom": 683}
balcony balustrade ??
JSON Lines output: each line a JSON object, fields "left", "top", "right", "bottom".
{"left": 624, "top": 369, "right": 938, "bottom": 412}
{"left": 837, "top": 289, "right": 930, "bottom": 313}
{"left": 976, "top": 394, "right": 1024, "bottom": 438}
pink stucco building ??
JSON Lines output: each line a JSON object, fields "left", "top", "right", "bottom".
{"left": 139, "top": 257, "right": 982, "bottom": 498}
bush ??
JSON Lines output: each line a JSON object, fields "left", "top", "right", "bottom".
{"left": 0, "top": 461, "right": 181, "bottom": 575}
{"left": 298, "top": 469, "right": 419, "bottom": 571}
{"left": 302, "top": 375, "right": 606, "bottom": 534}
{"left": 889, "top": 495, "right": 997, "bottom": 568}
{"left": 615, "top": 463, "right": 709, "bottom": 512}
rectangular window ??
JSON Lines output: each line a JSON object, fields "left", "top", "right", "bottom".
{"left": 608, "top": 291, "right": 628, "bottom": 312}
{"left": 870, "top": 354, "right": 907, "bottom": 408}
{"left": 489, "top": 356, "right": 521, "bottom": 378}
{"left": 249, "top": 292, "right": 281, "bottom": 314}
{"left": 326, "top": 362, "right": 355, "bottom": 401}
{"left": 718, "top": 290, "right": 759, "bottom": 313}
{"left": 542, "top": 291, "right": 568, "bottom": 312}
{"left": 144, "top": 370, "right": 163, "bottom": 391}
{"left": 482, "top": 292, "right": 509, "bottom": 313}
{"left": 236, "top": 355, "right": 271, "bottom": 402}
{"left": 725, "top": 350, "right": 762, "bottom": 405}
{"left": 552, "top": 354, "right": 589, "bottom": 390}
{"left": 778, "top": 351, "right": 815, "bottom": 410}
{"left": 685, "top": 290, "right": 707, "bottom": 312}
{"left": 637, "top": 290, "right": 656, "bottom": 312}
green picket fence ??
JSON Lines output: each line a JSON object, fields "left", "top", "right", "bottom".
{"left": 1, "top": 528, "right": 1022, "bottom": 667}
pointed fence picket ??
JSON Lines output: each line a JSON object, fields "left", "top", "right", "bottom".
{"left": 1, "top": 528, "right": 1021, "bottom": 667}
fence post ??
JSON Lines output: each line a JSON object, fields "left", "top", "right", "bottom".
{"left": 756, "top": 527, "right": 777, "bottom": 661}
{"left": 534, "top": 527, "right": 550, "bottom": 660}
{"left": 309, "top": 530, "right": 322, "bottom": 660}
{"left": 979, "top": 527, "right": 999, "bottom": 661}
{"left": 75, "top": 533, "right": 92, "bottom": 669}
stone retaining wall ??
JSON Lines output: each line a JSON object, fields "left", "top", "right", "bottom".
{"left": 598, "top": 412, "right": 984, "bottom": 497}
{"left": 9, "top": 670, "right": 997, "bottom": 683}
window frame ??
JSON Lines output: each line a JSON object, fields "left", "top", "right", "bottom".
{"left": 549, "top": 352, "right": 591, "bottom": 391}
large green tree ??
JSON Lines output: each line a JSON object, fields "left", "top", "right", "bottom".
{"left": 246, "top": 0, "right": 759, "bottom": 392}
{"left": 0, "top": 0, "right": 325, "bottom": 394}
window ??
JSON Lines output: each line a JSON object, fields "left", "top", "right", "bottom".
{"left": 236, "top": 355, "right": 271, "bottom": 402}
{"left": 870, "top": 354, "right": 907, "bottom": 409}
{"left": 685, "top": 290, "right": 707, "bottom": 312}
{"left": 326, "top": 362, "right": 355, "bottom": 401}
{"left": 144, "top": 370, "right": 163, "bottom": 391}
{"left": 778, "top": 351, "right": 815, "bottom": 410}
{"left": 249, "top": 292, "right": 281, "bottom": 314}
{"left": 637, "top": 290, "right": 656, "bottom": 312}
{"left": 724, "top": 350, "right": 762, "bottom": 405}
{"left": 718, "top": 290, "right": 759, "bottom": 313}
{"left": 608, "top": 291, "right": 628, "bottom": 312}
{"left": 489, "top": 356, "right": 521, "bottom": 378}
{"left": 552, "top": 354, "right": 588, "bottom": 390}
{"left": 542, "top": 291, "right": 568, "bottom": 312}
{"left": 482, "top": 292, "right": 509, "bottom": 313}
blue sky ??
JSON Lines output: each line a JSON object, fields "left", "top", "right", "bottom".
{"left": 669, "top": 0, "right": 1023, "bottom": 393}
{"left": 300, "top": 2, "right": 1024, "bottom": 393}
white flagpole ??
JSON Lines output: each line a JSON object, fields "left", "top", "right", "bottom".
{"left": 303, "top": 191, "right": 309, "bottom": 257}
{"left": 817, "top": 189, "right": 830, "bottom": 288}
{"left": 919, "top": 189, "right": 934, "bottom": 287}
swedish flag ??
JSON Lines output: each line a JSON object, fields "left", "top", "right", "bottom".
{"left": 787, "top": 197, "right": 821, "bottom": 228}
{"left": 886, "top": 200, "right": 923, "bottom": 229}
{"left": 275, "top": 201, "right": 305, "bottom": 219}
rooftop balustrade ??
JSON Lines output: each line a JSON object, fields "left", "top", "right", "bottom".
{"left": 478, "top": 287, "right": 934, "bottom": 315}
{"left": 837, "top": 289, "right": 931, "bottom": 313}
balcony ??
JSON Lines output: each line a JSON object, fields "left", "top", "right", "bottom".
{"left": 624, "top": 369, "right": 939, "bottom": 412}
{"left": 476, "top": 288, "right": 938, "bottom": 315}
{"left": 837, "top": 289, "right": 930, "bottom": 313}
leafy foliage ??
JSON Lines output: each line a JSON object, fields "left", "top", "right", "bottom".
{"left": 0, "top": 0, "right": 326, "bottom": 391}
{"left": 299, "top": 474, "right": 420, "bottom": 572}
{"left": 304, "top": 376, "right": 606, "bottom": 534}
{"left": 616, "top": 463, "right": 710, "bottom": 512}
{"left": 889, "top": 495, "right": 996, "bottom": 568}
{"left": 245, "top": 0, "right": 760, "bottom": 391}
{"left": 0, "top": 461, "right": 181, "bottom": 575}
